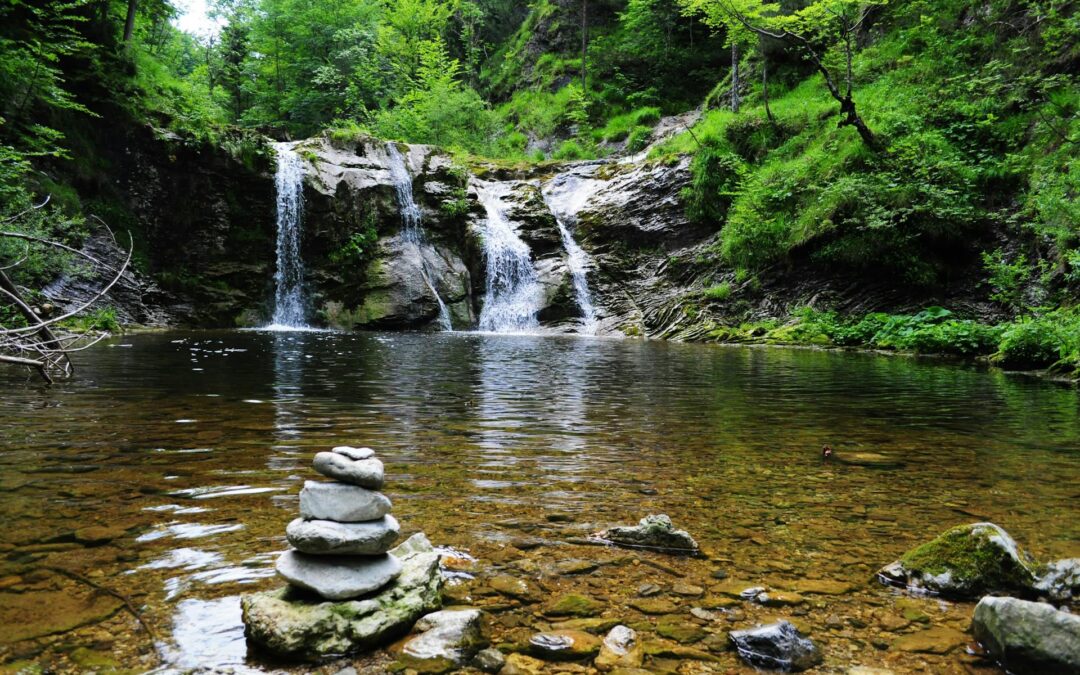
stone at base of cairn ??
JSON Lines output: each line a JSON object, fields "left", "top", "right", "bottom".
{"left": 241, "top": 533, "right": 443, "bottom": 661}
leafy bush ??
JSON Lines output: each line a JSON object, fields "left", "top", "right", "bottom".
{"left": 981, "top": 248, "right": 1030, "bottom": 307}
{"left": 553, "top": 140, "right": 588, "bottom": 161}
{"left": 626, "top": 126, "right": 653, "bottom": 153}
{"left": 994, "top": 318, "right": 1065, "bottom": 370}
{"left": 703, "top": 282, "right": 732, "bottom": 301}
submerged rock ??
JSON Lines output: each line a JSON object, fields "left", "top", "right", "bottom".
{"left": 529, "top": 630, "right": 601, "bottom": 660}
{"left": 1034, "top": 558, "right": 1080, "bottom": 602}
{"left": 471, "top": 647, "right": 506, "bottom": 673}
{"left": 313, "top": 452, "right": 384, "bottom": 489}
{"left": 275, "top": 550, "right": 402, "bottom": 600}
{"left": 298, "top": 480, "right": 392, "bottom": 522}
{"left": 878, "top": 522, "right": 1040, "bottom": 598}
{"left": 972, "top": 596, "right": 1080, "bottom": 673}
{"left": 286, "top": 516, "right": 400, "bottom": 555}
{"left": 242, "top": 533, "right": 442, "bottom": 660}
{"left": 595, "top": 625, "right": 643, "bottom": 671}
{"left": 728, "top": 621, "right": 822, "bottom": 672}
{"left": 398, "top": 608, "right": 487, "bottom": 673}
{"left": 597, "top": 514, "right": 699, "bottom": 554}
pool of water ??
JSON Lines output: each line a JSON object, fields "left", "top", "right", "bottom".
{"left": 0, "top": 330, "right": 1077, "bottom": 673}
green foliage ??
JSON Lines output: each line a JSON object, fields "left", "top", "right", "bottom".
{"left": 981, "top": 248, "right": 1031, "bottom": 307}
{"left": 62, "top": 306, "right": 120, "bottom": 333}
{"left": 683, "top": 143, "right": 745, "bottom": 224}
{"left": 330, "top": 218, "right": 380, "bottom": 268}
{"left": 552, "top": 140, "right": 588, "bottom": 161}
{"left": 703, "top": 282, "right": 732, "bottom": 301}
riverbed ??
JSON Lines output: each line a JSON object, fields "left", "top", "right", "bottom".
{"left": 0, "top": 330, "right": 1077, "bottom": 673}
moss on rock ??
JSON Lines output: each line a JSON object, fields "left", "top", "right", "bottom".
{"left": 879, "top": 522, "right": 1041, "bottom": 599}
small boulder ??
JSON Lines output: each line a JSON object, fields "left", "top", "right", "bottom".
{"left": 528, "top": 629, "right": 601, "bottom": 661}
{"left": 595, "top": 625, "right": 642, "bottom": 671}
{"left": 972, "top": 596, "right": 1080, "bottom": 674}
{"left": 313, "top": 452, "right": 384, "bottom": 489}
{"left": 242, "top": 533, "right": 443, "bottom": 660}
{"left": 275, "top": 550, "right": 402, "bottom": 600}
{"left": 597, "top": 515, "right": 698, "bottom": 554}
{"left": 878, "top": 522, "right": 1040, "bottom": 599}
{"left": 298, "top": 480, "right": 392, "bottom": 522}
{"left": 729, "top": 621, "right": 822, "bottom": 672}
{"left": 471, "top": 647, "right": 505, "bottom": 673}
{"left": 286, "top": 516, "right": 400, "bottom": 555}
{"left": 398, "top": 608, "right": 487, "bottom": 673}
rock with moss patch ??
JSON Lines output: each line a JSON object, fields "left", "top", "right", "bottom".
{"left": 972, "top": 596, "right": 1080, "bottom": 674}
{"left": 241, "top": 533, "right": 442, "bottom": 660}
{"left": 597, "top": 515, "right": 699, "bottom": 554}
{"left": 878, "top": 522, "right": 1040, "bottom": 599}
{"left": 543, "top": 593, "right": 604, "bottom": 617}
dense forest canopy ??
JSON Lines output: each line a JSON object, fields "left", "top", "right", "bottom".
{"left": 0, "top": 0, "right": 1078, "bottom": 371}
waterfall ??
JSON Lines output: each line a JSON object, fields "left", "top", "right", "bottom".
{"left": 475, "top": 182, "right": 542, "bottom": 333}
{"left": 385, "top": 143, "right": 453, "bottom": 331}
{"left": 542, "top": 174, "right": 599, "bottom": 334}
{"left": 269, "top": 143, "right": 308, "bottom": 329}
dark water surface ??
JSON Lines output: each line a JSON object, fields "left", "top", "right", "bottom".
{"left": 0, "top": 330, "right": 1077, "bottom": 673}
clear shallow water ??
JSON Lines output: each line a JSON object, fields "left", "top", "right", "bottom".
{"left": 0, "top": 331, "right": 1077, "bottom": 673}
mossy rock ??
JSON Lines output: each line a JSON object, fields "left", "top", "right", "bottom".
{"left": 878, "top": 522, "right": 1041, "bottom": 599}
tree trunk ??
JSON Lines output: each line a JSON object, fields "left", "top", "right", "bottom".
{"left": 123, "top": 0, "right": 138, "bottom": 44}
{"left": 730, "top": 43, "right": 740, "bottom": 113}
{"left": 763, "top": 58, "right": 774, "bottom": 122}
{"left": 839, "top": 97, "right": 876, "bottom": 148}
{"left": 580, "top": 0, "right": 588, "bottom": 93}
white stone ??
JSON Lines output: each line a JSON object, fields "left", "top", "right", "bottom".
{"left": 313, "top": 452, "right": 384, "bottom": 488}
{"left": 333, "top": 446, "right": 375, "bottom": 460}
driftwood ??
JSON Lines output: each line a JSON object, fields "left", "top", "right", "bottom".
{"left": 0, "top": 197, "right": 132, "bottom": 383}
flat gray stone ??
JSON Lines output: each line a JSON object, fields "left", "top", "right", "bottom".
{"left": 972, "top": 596, "right": 1080, "bottom": 673}
{"left": 286, "top": 516, "right": 400, "bottom": 555}
{"left": 333, "top": 446, "right": 375, "bottom": 460}
{"left": 242, "top": 533, "right": 443, "bottom": 660}
{"left": 313, "top": 452, "right": 384, "bottom": 489}
{"left": 276, "top": 550, "right": 402, "bottom": 600}
{"left": 299, "top": 480, "right": 391, "bottom": 522}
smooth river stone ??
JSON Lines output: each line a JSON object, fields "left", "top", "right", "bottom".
{"left": 312, "top": 452, "right": 384, "bottom": 489}
{"left": 333, "top": 446, "right": 375, "bottom": 461}
{"left": 299, "top": 481, "right": 391, "bottom": 522}
{"left": 275, "top": 550, "right": 402, "bottom": 600}
{"left": 286, "top": 515, "right": 400, "bottom": 555}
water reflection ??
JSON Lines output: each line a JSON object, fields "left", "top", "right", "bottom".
{"left": 0, "top": 331, "right": 1077, "bottom": 673}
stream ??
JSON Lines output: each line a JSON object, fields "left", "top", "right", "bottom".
{"left": 0, "top": 330, "right": 1077, "bottom": 673}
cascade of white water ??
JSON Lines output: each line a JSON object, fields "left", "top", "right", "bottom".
{"left": 269, "top": 143, "right": 308, "bottom": 329}
{"left": 542, "top": 173, "right": 600, "bottom": 334}
{"left": 475, "top": 182, "right": 542, "bottom": 333}
{"left": 385, "top": 143, "right": 453, "bottom": 331}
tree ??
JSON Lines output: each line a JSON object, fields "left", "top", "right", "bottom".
{"left": 684, "top": 0, "right": 883, "bottom": 146}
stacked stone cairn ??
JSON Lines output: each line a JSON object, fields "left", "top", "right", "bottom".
{"left": 275, "top": 446, "right": 403, "bottom": 600}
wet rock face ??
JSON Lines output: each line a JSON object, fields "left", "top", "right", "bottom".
{"left": 878, "top": 522, "right": 1040, "bottom": 599}
{"left": 972, "top": 596, "right": 1080, "bottom": 674}
{"left": 297, "top": 136, "right": 476, "bottom": 330}
{"left": 598, "top": 514, "right": 699, "bottom": 554}
{"left": 241, "top": 533, "right": 443, "bottom": 660}
{"left": 728, "top": 621, "right": 822, "bottom": 672}
{"left": 398, "top": 608, "right": 488, "bottom": 673}
{"left": 1034, "top": 558, "right": 1080, "bottom": 603}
